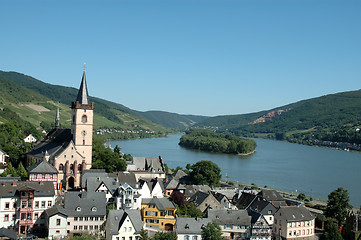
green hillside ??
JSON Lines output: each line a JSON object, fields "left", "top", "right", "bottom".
{"left": 0, "top": 71, "right": 173, "bottom": 135}
{"left": 195, "top": 90, "right": 361, "bottom": 146}
{"left": 135, "top": 110, "right": 208, "bottom": 131}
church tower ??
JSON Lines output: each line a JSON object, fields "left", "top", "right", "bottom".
{"left": 71, "top": 71, "right": 94, "bottom": 171}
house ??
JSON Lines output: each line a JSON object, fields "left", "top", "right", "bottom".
{"left": 28, "top": 160, "right": 58, "bottom": 190}
{"left": 116, "top": 183, "right": 141, "bottom": 210}
{"left": 64, "top": 191, "right": 106, "bottom": 236}
{"left": 24, "top": 134, "right": 37, "bottom": 143}
{"left": 105, "top": 209, "right": 142, "bottom": 240}
{"left": 27, "top": 72, "right": 94, "bottom": 189}
{"left": 138, "top": 178, "right": 164, "bottom": 199}
{"left": 249, "top": 211, "right": 272, "bottom": 240}
{"left": 164, "top": 169, "right": 189, "bottom": 196}
{"left": 126, "top": 156, "right": 165, "bottom": 180}
{"left": 0, "top": 150, "right": 8, "bottom": 165}
{"left": 175, "top": 217, "right": 212, "bottom": 240}
{"left": 0, "top": 180, "right": 56, "bottom": 235}
{"left": 247, "top": 196, "right": 277, "bottom": 226}
{"left": 211, "top": 192, "right": 236, "bottom": 210}
{"left": 184, "top": 185, "right": 212, "bottom": 200}
{"left": 273, "top": 206, "right": 315, "bottom": 240}
{"left": 141, "top": 197, "right": 177, "bottom": 231}
{"left": 208, "top": 209, "right": 251, "bottom": 240}
{"left": 44, "top": 205, "right": 68, "bottom": 239}
{"left": 188, "top": 191, "right": 224, "bottom": 213}
{"left": 234, "top": 192, "right": 257, "bottom": 210}
{"left": 0, "top": 227, "right": 17, "bottom": 240}
{"left": 257, "top": 190, "right": 287, "bottom": 208}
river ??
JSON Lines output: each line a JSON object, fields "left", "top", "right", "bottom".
{"left": 108, "top": 134, "right": 361, "bottom": 207}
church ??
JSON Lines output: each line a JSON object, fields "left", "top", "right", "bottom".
{"left": 27, "top": 72, "right": 94, "bottom": 189}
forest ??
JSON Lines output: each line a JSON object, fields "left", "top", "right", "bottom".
{"left": 179, "top": 129, "right": 256, "bottom": 154}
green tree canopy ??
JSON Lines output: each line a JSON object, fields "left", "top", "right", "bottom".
{"left": 201, "top": 221, "right": 224, "bottom": 240}
{"left": 325, "top": 187, "right": 352, "bottom": 226}
{"left": 189, "top": 160, "right": 221, "bottom": 187}
{"left": 320, "top": 218, "right": 343, "bottom": 240}
{"left": 152, "top": 232, "right": 177, "bottom": 240}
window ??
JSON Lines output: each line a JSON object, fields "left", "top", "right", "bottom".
{"left": 21, "top": 213, "right": 26, "bottom": 220}
{"left": 41, "top": 201, "right": 46, "bottom": 208}
{"left": 74, "top": 226, "right": 78, "bottom": 230}
{"left": 79, "top": 217, "right": 84, "bottom": 221}
{"left": 94, "top": 226, "right": 98, "bottom": 230}
{"left": 160, "top": 211, "right": 166, "bottom": 216}
{"left": 82, "top": 115, "right": 87, "bottom": 123}
{"left": 123, "top": 227, "right": 127, "bottom": 232}
{"left": 100, "top": 217, "right": 104, "bottom": 221}
{"left": 167, "top": 210, "right": 174, "bottom": 216}
{"left": 22, "top": 201, "right": 27, "bottom": 208}
{"left": 84, "top": 217, "right": 89, "bottom": 221}
{"left": 12, "top": 214, "right": 16, "bottom": 220}
{"left": 4, "top": 215, "right": 9, "bottom": 221}
{"left": 95, "top": 217, "right": 99, "bottom": 221}
{"left": 90, "top": 217, "right": 94, "bottom": 221}
{"left": 302, "top": 230, "right": 305, "bottom": 235}
{"left": 116, "top": 237, "right": 119, "bottom": 240}
{"left": 129, "top": 227, "right": 132, "bottom": 231}
{"left": 84, "top": 226, "right": 88, "bottom": 230}
{"left": 149, "top": 204, "right": 155, "bottom": 208}
{"left": 48, "top": 201, "right": 52, "bottom": 207}
{"left": 74, "top": 217, "right": 78, "bottom": 221}
{"left": 35, "top": 201, "right": 39, "bottom": 208}
{"left": 34, "top": 213, "right": 39, "bottom": 220}
{"left": 289, "top": 231, "right": 292, "bottom": 236}
{"left": 192, "top": 236, "right": 198, "bottom": 240}
{"left": 56, "top": 219, "right": 61, "bottom": 226}
{"left": 5, "top": 202, "right": 10, "bottom": 209}
{"left": 76, "top": 207, "right": 81, "bottom": 211}
{"left": 68, "top": 222, "right": 70, "bottom": 225}
{"left": 59, "top": 164, "right": 64, "bottom": 171}
{"left": 129, "top": 237, "right": 132, "bottom": 240}
{"left": 122, "top": 237, "right": 125, "bottom": 240}
{"left": 89, "top": 226, "right": 93, "bottom": 230}
{"left": 56, "top": 231, "right": 60, "bottom": 234}
{"left": 91, "top": 207, "right": 97, "bottom": 212}
{"left": 79, "top": 226, "right": 83, "bottom": 230}
{"left": 184, "top": 236, "right": 189, "bottom": 240}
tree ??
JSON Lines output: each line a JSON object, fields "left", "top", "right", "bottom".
{"left": 201, "top": 221, "right": 224, "bottom": 240}
{"left": 152, "top": 232, "right": 177, "bottom": 240}
{"left": 325, "top": 187, "right": 352, "bottom": 226}
{"left": 176, "top": 203, "right": 203, "bottom": 218}
{"left": 189, "top": 160, "right": 221, "bottom": 187}
{"left": 320, "top": 218, "right": 342, "bottom": 240}
{"left": 171, "top": 191, "right": 186, "bottom": 207}
{"left": 297, "top": 193, "right": 306, "bottom": 201}
{"left": 139, "top": 229, "right": 149, "bottom": 240}
{"left": 17, "top": 162, "right": 28, "bottom": 177}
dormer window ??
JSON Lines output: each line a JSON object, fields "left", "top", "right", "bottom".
{"left": 91, "top": 207, "right": 97, "bottom": 212}
{"left": 76, "top": 207, "right": 81, "bottom": 211}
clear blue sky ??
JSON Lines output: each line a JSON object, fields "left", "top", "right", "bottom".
{"left": 1, "top": 0, "right": 360, "bottom": 116}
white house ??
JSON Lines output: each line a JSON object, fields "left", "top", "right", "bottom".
{"left": 106, "top": 209, "right": 142, "bottom": 240}
{"left": 175, "top": 217, "right": 212, "bottom": 240}
{"left": 0, "top": 150, "right": 8, "bottom": 165}
{"left": 23, "top": 134, "right": 37, "bottom": 143}
{"left": 44, "top": 205, "right": 68, "bottom": 239}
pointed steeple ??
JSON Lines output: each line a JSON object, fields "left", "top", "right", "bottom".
{"left": 55, "top": 104, "right": 60, "bottom": 129}
{"left": 76, "top": 71, "right": 89, "bottom": 105}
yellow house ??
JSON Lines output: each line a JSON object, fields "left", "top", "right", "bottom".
{"left": 141, "top": 197, "right": 177, "bottom": 231}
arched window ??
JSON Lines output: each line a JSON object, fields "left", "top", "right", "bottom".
{"left": 59, "top": 164, "right": 64, "bottom": 172}
{"left": 78, "top": 164, "right": 82, "bottom": 172}
{"left": 82, "top": 115, "right": 87, "bottom": 123}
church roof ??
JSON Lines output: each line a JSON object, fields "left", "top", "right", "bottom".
{"left": 76, "top": 71, "right": 89, "bottom": 105}
{"left": 28, "top": 160, "right": 58, "bottom": 174}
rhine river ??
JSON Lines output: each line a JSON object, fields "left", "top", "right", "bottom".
{"left": 108, "top": 134, "right": 361, "bottom": 207}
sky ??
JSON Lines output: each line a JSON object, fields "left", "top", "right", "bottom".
{"left": 0, "top": 0, "right": 360, "bottom": 116}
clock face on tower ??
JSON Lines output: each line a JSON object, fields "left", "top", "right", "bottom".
{"left": 81, "top": 130, "right": 87, "bottom": 136}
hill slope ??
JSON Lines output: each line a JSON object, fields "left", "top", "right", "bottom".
{"left": 135, "top": 110, "right": 208, "bottom": 131}
{"left": 195, "top": 90, "right": 361, "bottom": 146}
{"left": 0, "top": 71, "right": 173, "bottom": 135}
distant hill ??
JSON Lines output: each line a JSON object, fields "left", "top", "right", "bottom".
{"left": 0, "top": 70, "right": 173, "bottom": 135}
{"left": 135, "top": 110, "right": 208, "bottom": 131}
{"left": 194, "top": 90, "right": 361, "bottom": 146}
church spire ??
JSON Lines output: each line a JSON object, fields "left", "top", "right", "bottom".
{"left": 55, "top": 104, "right": 60, "bottom": 129}
{"left": 75, "top": 71, "right": 89, "bottom": 105}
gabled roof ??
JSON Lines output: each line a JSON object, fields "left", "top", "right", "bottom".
{"left": 0, "top": 181, "right": 55, "bottom": 198}
{"left": 276, "top": 206, "right": 314, "bottom": 222}
{"left": 28, "top": 160, "right": 58, "bottom": 174}
{"left": 127, "top": 156, "right": 165, "bottom": 173}
{"left": 176, "top": 217, "right": 212, "bottom": 235}
{"left": 184, "top": 185, "right": 212, "bottom": 198}
{"left": 258, "top": 190, "right": 284, "bottom": 202}
{"left": 142, "top": 197, "right": 176, "bottom": 211}
{"left": 235, "top": 192, "right": 257, "bottom": 209}
{"left": 76, "top": 71, "right": 89, "bottom": 105}
{"left": 208, "top": 209, "right": 251, "bottom": 225}
{"left": 64, "top": 191, "right": 106, "bottom": 216}
{"left": 107, "top": 209, "right": 143, "bottom": 235}
{"left": 0, "top": 227, "right": 18, "bottom": 240}
{"left": 248, "top": 196, "right": 277, "bottom": 215}
{"left": 189, "top": 191, "right": 210, "bottom": 206}
{"left": 44, "top": 205, "right": 68, "bottom": 217}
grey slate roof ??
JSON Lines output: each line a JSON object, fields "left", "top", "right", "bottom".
{"left": 107, "top": 209, "right": 143, "bottom": 235}
{"left": 258, "top": 190, "right": 284, "bottom": 202}
{"left": 208, "top": 209, "right": 251, "bottom": 225}
{"left": 184, "top": 185, "right": 212, "bottom": 199}
{"left": 127, "top": 156, "right": 165, "bottom": 173}
{"left": 27, "top": 128, "right": 73, "bottom": 160}
{"left": 0, "top": 181, "right": 55, "bottom": 198}
{"left": 76, "top": 72, "right": 89, "bottom": 105}
{"left": 28, "top": 160, "right": 58, "bottom": 174}
{"left": 189, "top": 191, "right": 210, "bottom": 206}
{"left": 176, "top": 217, "right": 212, "bottom": 235}
{"left": 81, "top": 169, "right": 108, "bottom": 188}
{"left": 142, "top": 197, "right": 176, "bottom": 210}
{"left": 110, "top": 171, "right": 138, "bottom": 188}
{"left": 248, "top": 196, "right": 277, "bottom": 215}
{"left": 64, "top": 191, "right": 106, "bottom": 216}
{"left": 0, "top": 227, "right": 18, "bottom": 240}
{"left": 235, "top": 192, "right": 257, "bottom": 210}
{"left": 164, "top": 169, "right": 190, "bottom": 190}
{"left": 276, "top": 206, "right": 314, "bottom": 222}
{"left": 44, "top": 205, "right": 68, "bottom": 217}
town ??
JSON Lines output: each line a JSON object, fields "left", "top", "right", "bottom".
{"left": 0, "top": 73, "right": 358, "bottom": 240}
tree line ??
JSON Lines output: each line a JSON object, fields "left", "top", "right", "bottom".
{"left": 179, "top": 129, "right": 256, "bottom": 154}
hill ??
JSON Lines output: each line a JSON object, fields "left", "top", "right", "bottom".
{"left": 0, "top": 70, "right": 174, "bottom": 136}
{"left": 195, "top": 90, "right": 361, "bottom": 148}
{"left": 135, "top": 110, "right": 208, "bottom": 131}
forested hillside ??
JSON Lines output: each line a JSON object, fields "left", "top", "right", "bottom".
{"left": 0, "top": 70, "right": 173, "bottom": 135}
{"left": 195, "top": 90, "right": 361, "bottom": 147}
